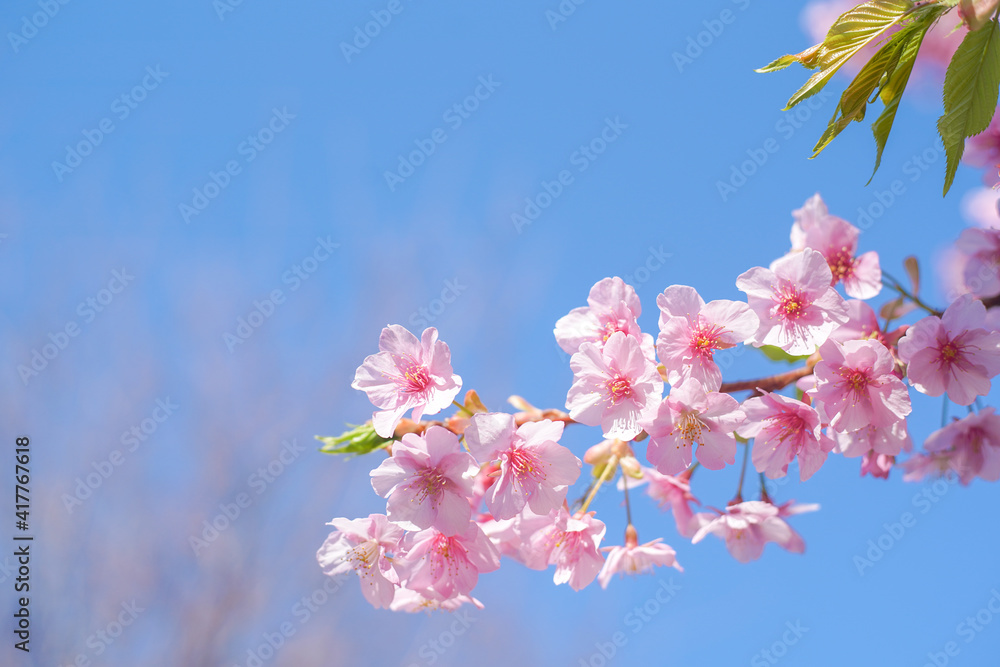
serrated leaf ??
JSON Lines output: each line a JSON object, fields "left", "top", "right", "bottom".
{"left": 756, "top": 52, "right": 813, "bottom": 73}
{"left": 813, "top": 26, "right": 914, "bottom": 157}
{"left": 758, "top": 345, "right": 812, "bottom": 364}
{"left": 316, "top": 423, "right": 392, "bottom": 457}
{"left": 938, "top": 18, "right": 1000, "bottom": 195}
{"left": 869, "top": 19, "right": 929, "bottom": 180}
{"left": 784, "top": 0, "right": 915, "bottom": 109}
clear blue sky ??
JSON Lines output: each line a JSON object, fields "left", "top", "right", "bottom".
{"left": 2, "top": 1, "right": 999, "bottom": 666}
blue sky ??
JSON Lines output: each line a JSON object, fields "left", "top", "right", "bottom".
{"left": 2, "top": 1, "right": 999, "bottom": 666}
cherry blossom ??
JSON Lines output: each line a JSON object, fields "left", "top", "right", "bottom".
{"left": 897, "top": 294, "right": 1000, "bottom": 406}
{"left": 316, "top": 514, "right": 403, "bottom": 609}
{"left": 554, "top": 276, "right": 653, "bottom": 356}
{"left": 353, "top": 325, "right": 463, "bottom": 438}
{"left": 642, "top": 379, "right": 746, "bottom": 475}
{"left": 832, "top": 419, "right": 912, "bottom": 459}
{"left": 464, "top": 413, "right": 582, "bottom": 519}
{"left": 656, "top": 285, "right": 759, "bottom": 390}
{"left": 395, "top": 523, "right": 501, "bottom": 601}
{"left": 790, "top": 193, "right": 882, "bottom": 299}
{"left": 736, "top": 248, "right": 850, "bottom": 355}
{"left": 370, "top": 426, "right": 478, "bottom": 535}
{"left": 620, "top": 467, "right": 701, "bottom": 538}
{"left": 526, "top": 508, "right": 607, "bottom": 591}
{"left": 691, "top": 500, "right": 816, "bottom": 563}
{"left": 566, "top": 331, "right": 663, "bottom": 440}
{"left": 955, "top": 227, "right": 1000, "bottom": 298}
{"left": 809, "top": 339, "right": 911, "bottom": 433}
{"left": 739, "top": 391, "right": 834, "bottom": 481}
{"left": 860, "top": 452, "right": 895, "bottom": 479}
{"left": 904, "top": 409, "right": 1000, "bottom": 485}
{"left": 597, "top": 525, "right": 682, "bottom": 588}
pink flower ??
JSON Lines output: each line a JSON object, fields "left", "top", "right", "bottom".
{"left": 904, "top": 409, "right": 1000, "bottom": 485}
{"left": 897, "top": 294, "right": 1000, "bottom": 406}
{"left": 566, "top": 331, "right": 664, "bottom": 440}
{"left": 655, "top": 285, "right": 759, "bottom": 390}
{"left": 395, "top": 523, "right": 500, "bottom": 601}
{"left": 833, "top": 419, "right": 912, "bottom": 458}
{"left": 463, "top": 413, "right": 582, "bottom": 519}
{"left": 829, "top": 299, "right": 906, "bottom": 349}
{"left": 316, "top": 514, "right": 403, "bottom": 609}
{"left": 641, "top": 379, "right": 746, "bottom": 474}
{"left": 692, "top": 500, "right": 815, "bottom": 563}
{"left": 620, "top": 467, "right": 700, "bottom": 538}
{"left": 352, "top": 325, "right": 463, "bottom": 438}
{"left": 809, "top": 339, "right": 911, "bottom": 433}
{"left": 739, "top": 392, "right": 834, "bottom": 481}
{"left": 477, "top": 507, "right": 552, "bottom": 569}
{"left": 736, "top": 248, "right": 850, "bottom": 355}
{"left": 963, "top": 111, "right": 1000, "bottom": 187}
{"left": 370, "top": 426, "right": 478, "bottom": 535}
{"left": 790, "top": 194, "right": 882, "bottom": 299}
{"left": 955, "top": 227, "right": 1000, "bottom": 298}
{"left": 554, "top": 277, "right": 654, "bottom": 356}
{"left": 527, "top": 508, "right": 607, "bottom": 591}
{"left": 597, "top": 525, "right": 682, "bottom": 588}
{"left": 389, "top": 588, "right": 484, "bottom": 613}
{"left": 860, "top": 452, "right": 895, "bottom": 479}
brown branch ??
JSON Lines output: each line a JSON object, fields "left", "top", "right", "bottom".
{"left": 718, "top": 353, "right": 820, "bottom": 395}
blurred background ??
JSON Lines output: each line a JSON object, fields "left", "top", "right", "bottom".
{"left": 2, "top": 1, "right": 998, "bottom": 665}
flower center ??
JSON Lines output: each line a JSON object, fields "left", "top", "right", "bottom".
{"left": 347, "top": 540, "right": 379, "bottom": 576}
{"left": 393, "top": 358, "right": 432, "bottom": 394}
{"left": 827, "top": 247, "right": 854, "bottom": 282}
{"left": 601, "top": 319, "right": 627, "bottom": 342}
{"left": 837, "top": 367, "right": 870, "bottom": 400}
{"left": 939, "top": 341, "right": 960, "bottom": 362}
{"left": 606, "top": 375, "right": 634, "bottom": 404}
{"left": 505, "top": 447, "right": 546, "bottom": 484}
{"left": 409, "top": 466, "right": 447, "bottom": 506}
{"left": 690, "top": 322, "right": 726, "bottom": 360}
{"left": 767, "top": 410, "right": 807, "bottom": 450}
{"left": 672, "top": 411, "right": 704, "bottom": 447}
{"left": 776, "top": 286, "right": 809, "bottom": 321}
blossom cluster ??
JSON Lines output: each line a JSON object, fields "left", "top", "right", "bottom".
{"left": 319, "top": 193, "right": 1000, "bottom": 612}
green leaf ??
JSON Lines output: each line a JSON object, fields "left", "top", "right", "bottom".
{"left": 783, "top": 0, "right": 914, "bottom": 109}
{"left": 813, "top": 25, "right": 914, "bottom": 157}
{"left": 757, "top": 345, "right": 812, "bottom": 364}
{"left": 938, "top": 18, "right": 1000, "bottom": 195}
{"left": 316, "top": 423, "right": 392, "bottom": 457}
{"left": 869, "top": 20, "right": 928, "bottom": 180}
